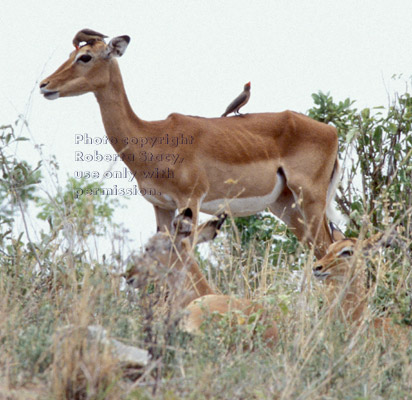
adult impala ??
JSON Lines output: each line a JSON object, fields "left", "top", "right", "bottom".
{"left": 40, "top": 29, "right": 341, "bottom": 258}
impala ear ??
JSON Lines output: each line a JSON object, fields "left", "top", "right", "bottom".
{"left": 105, "top": 35, "right": 130, "bottom": 58}
{"left": 360, "top": 230, "right": 412, "bottom": 265}
{"left": 197, "top": 213, "right": 227, "bottom": 244}
{"left": 329, "top": 222, "right": 345, "bottom": 242}
{"left": 362, "top": 232, "right": 384, "bottom": 251}
{"left": 366, "top": 230, "right": 406, "bottom": 252}
{"left": 172, "top": 208, "right": 193, "bottom": 238}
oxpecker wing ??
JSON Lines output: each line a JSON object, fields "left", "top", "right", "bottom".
{"left": 221, "top": 82, "right": 251, "bottom": 117}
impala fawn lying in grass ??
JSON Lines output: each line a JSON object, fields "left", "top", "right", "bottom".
{"left": 124, "top": 209, "right": 278, "bottom": 345}
{"left": 312, "top": 226, "right": 411, "bottom": 340}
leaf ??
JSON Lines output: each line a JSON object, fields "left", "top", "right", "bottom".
{"left": 345, "top": 127, "right": 358, "bottom": 143}
{"left": 361, "top": 108, "right": 370, "bottom": 120}
{"left": 311, "top": 92, "right": 320, "bottom": 104}
{"left": 373, "top": 126, "right": 382, "bottom": 145}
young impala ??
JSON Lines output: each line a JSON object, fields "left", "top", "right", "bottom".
{"left": 40, "top": 29, "right": 342, "bottom": 258}
{"left": 313, "top": 227, "right": 411, "bottom": 340}
{"left": 124, "top": 209, "right": 278, "bottom": 345}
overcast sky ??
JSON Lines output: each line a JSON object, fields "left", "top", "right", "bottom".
{"left": 1, "top": 0, "right": 412, "bottom": 248}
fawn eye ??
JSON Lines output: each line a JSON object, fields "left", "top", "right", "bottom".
{"left": 77, "top": 54, "right": 92, "bottom": 63}
{"left": 339, "top": 247, "right": 354, "bottom": 257}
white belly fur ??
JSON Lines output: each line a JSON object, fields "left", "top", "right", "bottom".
{"left": 201, "top": 172, "right": 285, "bottom": 216}
{"left": 144, "top": 193, "right": 176, "bottom": 209}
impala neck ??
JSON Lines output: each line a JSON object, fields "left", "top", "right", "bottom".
{"left": 94, "top": 59, "right": 147, "bottom": 151}
{"left": 184, "top": 256, "right": 214, "bottom": 299}
{"left": 174, "top": 244, "right": 214, "bottom": 308}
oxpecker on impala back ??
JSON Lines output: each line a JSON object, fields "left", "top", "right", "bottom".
{"left": 221, "top": 82, "right": 251, "bottom": 117}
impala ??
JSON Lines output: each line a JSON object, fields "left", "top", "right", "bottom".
{"left": 124, "top": 208, "right": 278, "bottom": 345}
{"left": 40, "top": 29, "right": 341, "bottom": 258}
{"left": 313, "top": 226, "right": 411, "bottom": 339}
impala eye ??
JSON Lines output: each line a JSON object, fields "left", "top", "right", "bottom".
{"left": 77, "top": 54, "right": 92, "bottom": 63}
{"left": 339, "top": 247, "right": 354, "bottom": 257}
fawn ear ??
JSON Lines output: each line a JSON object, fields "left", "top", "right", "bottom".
{"left": 171, "top": 210, "right": 227, "bottom": 245}
{"left": 362, "top": 231, "right": 411, "bottom": 264}
{"left": 171, "top": 208, "right": 193, "bottom": 239}
{"left": 366, "top": 230, "right": 406, "bottom": 251}
{"left": 376, "top": 231, "right": 401, "bottom": 248}
{"left": 329, "top": 222, "right": 345, "bottom": 242}
{"left": 196, "top": 213, "right": 227, "bottom": 244}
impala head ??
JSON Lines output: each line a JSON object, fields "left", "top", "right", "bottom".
{"left": 312, "top": 238, "right": 358, "bottom": 283}
{"left": 124, "top": 209, "right": 227, "bottom": 288}
{"left": 313, "top": 225, "right": 399, "bottom": 284}
{"left": 39, "top": 30, "right": 130, "bottom": 100}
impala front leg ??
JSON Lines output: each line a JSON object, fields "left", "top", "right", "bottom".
{"left": 269, "top": 188, "right": 306, "bottom": 244}
{"left": 298, "top": 194, "right": 332, "bottom": 259}
{"left": 279, "top": 182, "right": 332, "bottom": 259}
{"left": 154, "top": 205, "right": 176, "bottom": 232}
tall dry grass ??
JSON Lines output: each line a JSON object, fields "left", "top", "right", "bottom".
{"left": 1, "top": 206, "right": 411, "bottom": 399}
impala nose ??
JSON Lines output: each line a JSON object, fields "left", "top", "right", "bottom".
{"left": 40, "top": 81, "right": 48, "bottom": 89}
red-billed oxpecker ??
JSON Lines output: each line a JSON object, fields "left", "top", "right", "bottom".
{"left": 72, "top": 29, "right": 108, "bottom": 50}
{"left": 221, "top": 82, "right": 251, "bottom": 117}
